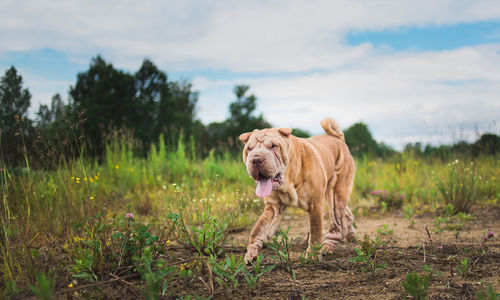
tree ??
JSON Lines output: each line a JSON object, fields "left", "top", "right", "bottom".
{"left": 344, "top": 122, "right": 379, "bottom": 157}
{"left": 0, "top": 66, "right": 32, "bottom": 165}
{"left": 208, "top": 85, "right": 270, "bottom": 153}
{"left": 69, "top": 56, "right": 136, "bottom": 156}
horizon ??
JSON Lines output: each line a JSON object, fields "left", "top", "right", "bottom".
{"left": 1, "top": 1, "right": 499, "bottom": 150}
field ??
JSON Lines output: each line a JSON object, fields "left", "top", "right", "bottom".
{"left": 1, "top": 138, "right": 499, "bottom": 299}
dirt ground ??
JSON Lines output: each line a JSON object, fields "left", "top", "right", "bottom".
{"left": 222, "top": 205, "right": 500, "bottom": 299}
{"left": 37, "top": 205, "right": 499, "bottom": 299}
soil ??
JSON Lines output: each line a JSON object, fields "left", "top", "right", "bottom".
{"left": 222, "top": 205, "right": 500, "bottom": 299}
{"left": 30, "top": 205, "right": 499, "bottom": 299}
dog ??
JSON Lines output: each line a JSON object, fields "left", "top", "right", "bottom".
{"left": 239, "top": 118, "right": 355, "bottom": 263}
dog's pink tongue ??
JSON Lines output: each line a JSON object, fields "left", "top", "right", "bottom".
{"left": 255, "top": 178, "right": 273, "bottom": 198}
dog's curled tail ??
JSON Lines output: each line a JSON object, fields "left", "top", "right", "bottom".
{"left": 321, "top": 118, "right": 345, "bottom": 141}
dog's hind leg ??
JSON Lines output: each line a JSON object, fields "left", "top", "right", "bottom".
{"left": 323, "top": 180, "right": 343, "bottom": 253}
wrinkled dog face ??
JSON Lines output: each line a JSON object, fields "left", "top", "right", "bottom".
{"left": 239, "top": 128, "right": 292, "bottom": 198}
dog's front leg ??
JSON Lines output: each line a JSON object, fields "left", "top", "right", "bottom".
{"left": 244, "top": 202, "right": 283, "bottom": 264}
{"left": 307, "top": 201, "right": 323, "bottom": 254}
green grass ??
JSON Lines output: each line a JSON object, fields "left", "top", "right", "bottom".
{"left": 0, "top": 135, "right": 499, "bottom": 296}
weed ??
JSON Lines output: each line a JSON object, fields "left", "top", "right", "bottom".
{"left": 168, "top": 206, "right": 227, "bottom": 257}
{"left": 28, "top": 272, "right": 56, "bottom": 300}
{"left": 434, "top": 159, "right": 479, "bottom": 213}
{"left": 299, "top": 243, "right": 323, "bottom": 265}
{"left": 402, "top": 271, "right": 429, "bottom": 300}
{"left": 369, "top": 189, "right": 404, "bottom": 211}
{"left": 2, "top": 279, "right": 21, "bottom": 298}
{"left": 136, "top": 247, "right": 176, "bottom": 300}
{"left": 476, "top": 284, "right": 499, "bottom": 300}
{"left": 423, "top": 264, "right": 444, "bottom": 278}
{"left": 349, "top": 235, "right": 387, "bottom": 274}
{"left": 209, "top": 253, "right": 245, "bottom": 295}
{"left": 404, "top": 204, "right": 415, "bottom": 226}
{"left": 243, "top": 254, "right": 275, "bottom": 292}
{"left": 457, "top": 257, "right": 471, "bottom": 277}
{"left": 266, "top": 227, "right": 296, "bottom": 279}
{"left": 433, "top": 204, "right": 472, "bottom": 239}
{"left": 376, "top": 224, "right": 394, "bottom": 236}
{"left": 71, "top": 248, "right": 98, "bottom": 282}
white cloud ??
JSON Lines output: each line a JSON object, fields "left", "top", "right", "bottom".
{"left": 1, "top": 0, "right": 499, "bottom": 149}
{"left": 193, "top": 44, "right": 500, "bottom": 149}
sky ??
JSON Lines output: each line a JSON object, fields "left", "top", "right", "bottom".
{"left": 1, "top": 1, "right": 499, "bottom": 150}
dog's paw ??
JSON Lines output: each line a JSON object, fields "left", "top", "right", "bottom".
{"left": 321, "top": 232, "right": 343, "bottom": 252}
{"left": 244, "top": 246, "right": 260, "bottom": 265}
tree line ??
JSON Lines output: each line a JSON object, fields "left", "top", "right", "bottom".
{"left": 1, "top": 56, "right": 498, "bottom": 167}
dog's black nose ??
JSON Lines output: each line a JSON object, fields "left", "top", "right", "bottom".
{"left": 252, "top": 157, "right": 264, "bottom": 166}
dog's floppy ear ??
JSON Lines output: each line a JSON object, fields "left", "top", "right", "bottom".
{"left": 239, "top": 132, "right": 252, "bottom": 144}
{"left": 278, "top": 128, "right": 292, "bottom": 137}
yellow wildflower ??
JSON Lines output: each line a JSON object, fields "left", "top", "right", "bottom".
{"left": 90, "top": 196, "right": 95, "bottom": 201}
{"left": 68, "top": 283, "right": 74, "bottom": 288}
{"left": 115, "top": 165, "right": 119, "bottom": 169}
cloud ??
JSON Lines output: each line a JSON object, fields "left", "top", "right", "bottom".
{"left": 1, "top": 0, "right": 499, "bottom": 149}
{"left": 193, "top": 44, "right": 500, "bottom": 149}
{"left": 2, "top": 0, "right": 500, "bottom": 72}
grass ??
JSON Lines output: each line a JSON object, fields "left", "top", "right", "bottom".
{"left": 0, "top": 134, "right": 499, "bottom": 297}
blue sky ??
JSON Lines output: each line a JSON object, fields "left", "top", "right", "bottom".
{"left": 346, "top": 20, "right": 500, "bottom": 51}
{"left": 1, "top": 1, "right": 499, "bottom": 149}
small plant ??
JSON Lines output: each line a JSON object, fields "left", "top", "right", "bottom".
{"left": 209, "top": 253, "right": 245, "bottom": 295}
{"left": 369, "top": 189, "right": 404, "bottom": 211}
{"left": 349, "top": 235, "right": 387, "bottom": 274}
{"left": 376, "top": 224, "right": 394, "bottom": 236}
{"left": 404, "top": 204, "right": 415, "bottom": 226}
{"left": 168, "top": 206, "right": 228, "bottom": 257}
{"left": 136, "top": 247, "right": 176, "bottom": 300}
{"left": 434, "top": 159, "right": 479, "bottom": 213}
{"left": 266, "top": 227, "right": 296, "bottom": 279}
{"left": 243, "top": 254, "right": 275, "bottom": 293}
{"left": 457, "top": 257, "right": 470, "bottom": 277}
{"left": 433, "top": 204, "right": 472, "bottom": 239}
{"left": 28, "top": 272, "right": 56, "bottom": 300}
{"left": 476, "top": 284, "right": 499, "bottom": 300}
{"left": 423, "top": 264, "right": 444, "bottom": 278}
{"left": 402, "top": 271, "right": 430, "bottom": 300}
{"left": 71, "top": 248, "right": 98, "bottom": 282}
{"left": 299, "top": 243, "right": 323, "bottom": 265}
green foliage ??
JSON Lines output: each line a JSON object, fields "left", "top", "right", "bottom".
{"left": 423, "top": 264, "right": 444, "bottom": 278}
{"left": 136, "top": 247, "right": 175, "bottom": 300}
{"left": 433, "top": 204, "right": 473, "bottom": 239}
{"left": 456, "top": 257, "right": 471, "bottom": 277}
{"left": 206, "top": 84, "right": 270, "bottom": 154}
{"left": 299, "top": 243, "right": 323, "bottom": 265}
{"left": 434, "top": 159, "right": 479, "bottom": 213}
{"left": 209, "top": 253, "right": 245, "bottom": 294}
{"left": 376, "top": 224, "right": 394, "bottom": 236}
{"left": 349, "top": 235, "right": 387, "bottom": 274}
{"left": 402, "top": 271, "right": 429, "bottom": 300}
{"left": 243, "top": 254, "right": 275, "bottom": 292}
{"left": 266, "top": 227, "right": 296, "bottom": 279}
{"left": 28, "top": 272, "right": 56, "bottom": 300}
{"left": 0, "top": 66, "right": 32, "bottom": 165}
{"left": 404, "top": 204, "right": 415, "bottom": 226}
{"left": 71, "top": 248, "right": 98, "bottom": 282}
{"left": 476, "top": 285, "right": 499, "bottom": 300}
{"left": 344, "top": 122, "right": 394, "bottom": 158}
{"left": 168, "top": 206, "right": 228, "bottom": 257}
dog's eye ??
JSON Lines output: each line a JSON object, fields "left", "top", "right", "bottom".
{"left": 271, "top": 144, "right": 277, "bottom": 149}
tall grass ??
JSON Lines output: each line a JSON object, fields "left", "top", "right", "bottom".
{"left": 0, "top": 134, "right": 499, "bottom": 292}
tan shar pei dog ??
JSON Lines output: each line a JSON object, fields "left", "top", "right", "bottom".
{"left": 239, "top": 118, "right": 355, "bottom": 263}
